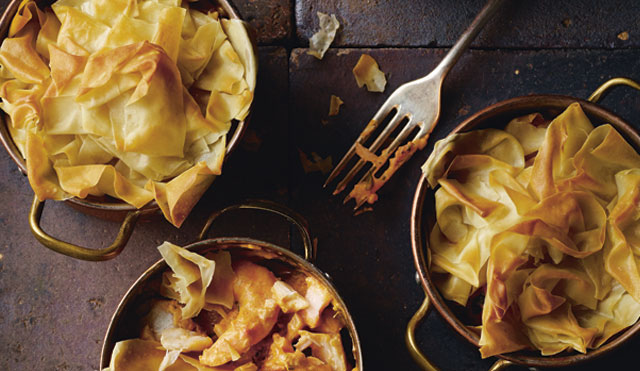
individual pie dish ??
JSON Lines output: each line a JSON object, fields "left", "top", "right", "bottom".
{"left": 407, "top": 78, "right": 640, "bottom": 369}
{"left": 0, "top": 0, "right": 257, "bottom": 260}
{"left": 101, "top": 201, "right": 363, "bottom": 371}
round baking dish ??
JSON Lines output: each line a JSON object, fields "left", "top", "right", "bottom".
{"left": 100, "top": 200, "right": 364, "bottom": 370}
{"left": 0, "top": 0, "right": 257, "bottom": 260}
{"left": 407, "top": 77, "right": 640, "bottom": 370}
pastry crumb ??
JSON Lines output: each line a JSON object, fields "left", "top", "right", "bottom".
{"left": 328, "top": 95, "right": 344, "bottom": 116}
{"left": 353, "top": 54, "right": 386, "bottom": 93}
{"left": 307, "top": 12, "right": 340, "bottom": 60}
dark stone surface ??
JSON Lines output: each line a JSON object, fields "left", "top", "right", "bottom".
{"left": 296, "top": 0, "right": 640, "bottom": 48}
{"left": 289, "top": 47, "right": 640, "bottom": 166}
{"left": 234, "top": 0, "right": 293, "bottom": 44}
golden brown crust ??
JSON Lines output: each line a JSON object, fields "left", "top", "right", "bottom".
{"left": 423, "top": 103, "right": 640, "bottom": 357}
{"left": 0, "top": 0, "right": 255, "bottom": 227}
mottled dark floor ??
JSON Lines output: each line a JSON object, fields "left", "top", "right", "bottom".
{"left": 1, "top": 1, "right": 640, "bottom": 370}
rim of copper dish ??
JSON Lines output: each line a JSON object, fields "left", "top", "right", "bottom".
{"left": 411, "top": 94, "right": 640, "bottom": 368}
{"left": 0, "top": 0, "right": 251, "bottom": 213}
{"left": 99, "top": 238, "right": 364, "bottom": 370}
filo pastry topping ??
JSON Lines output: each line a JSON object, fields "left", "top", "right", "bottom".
{"left": 0, "top": 0, "right": 256, "bottom": 226}
{"left": 104, "top": 242, "right": 354, "bottom": 370}
{"left": 421, "top": 103, "right": 640, "bottom": 357}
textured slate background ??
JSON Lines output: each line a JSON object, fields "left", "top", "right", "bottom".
{"left": 1, "top": 0, "right": 640, "bottom": 370}
{"left": 295, "top": 0, "right": 640, "bottom": 48}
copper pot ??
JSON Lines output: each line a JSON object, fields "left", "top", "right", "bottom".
{"left": 100, "top": 200, "right": 364, "bottom": 370}
{"left": 0, "top": 0, "right": 256, "bottom": 261}
{"left": 407, "top": 78, "right": 640, "bottom": 370}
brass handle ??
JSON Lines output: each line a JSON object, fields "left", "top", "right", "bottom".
{"left": 198, "top": 200, "right": 315, "bottom": 262}
{"left": 29, "top": 196, "right": 142, "bottom": 261}
{"left": 405, "top": 294, "right": 439, "bottom": 371}
{"left": 588, "top": 77, "right": 640, "bottom": 103}
{"left": 406, "top": 287, "right": 519, "bottom": 370}
{"left": 488, "top": 359, "right": 516, "bottom": 371}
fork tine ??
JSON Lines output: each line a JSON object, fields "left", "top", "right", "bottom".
{"left": 327, "top": 0, "right": 505, "bottom": 211}
{"left": 331, "top": 109, "right": 406, "bottom": 195}
{"left": 351, "top": 118, "right": 419, "bottom": 211}
{"left": 353, "top": 193, "right": 370, "bottom": 211}
{"left": 322, "top": 128, "right": 370, "bottom": 189}
{"left": 323, "top": 102, "right": 398, "bottom": 188}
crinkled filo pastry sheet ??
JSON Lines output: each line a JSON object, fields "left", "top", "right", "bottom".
{"left": 422, "top": 103, "right": 640, "bottom": 358}
{"left": 104, "top": 242, "right": 355, "bottom": 371}
{"left": 0, "top": 0, "right": 255, "bottom": 226}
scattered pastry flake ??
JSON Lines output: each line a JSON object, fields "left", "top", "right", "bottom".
{"left": 328, "top": 95, "right": 344, "bottom": 116}
{"left": 353, "top": 206, "right": 373, "bottom": 216}
{"left": 352, "top": 54, "right": 386, "bottom": 93}
{"left": 299, "top": 149, "right": 333, "bottom": 175}
{"left": 308, "top": 12, "right": 340, "bottom": 60}
{"left": 618, "top": 31, "right": 630, "bottom": 41}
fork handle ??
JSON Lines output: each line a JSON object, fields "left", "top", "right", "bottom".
{"left": 432, "top": 0, "right": 505, "bottom": 79}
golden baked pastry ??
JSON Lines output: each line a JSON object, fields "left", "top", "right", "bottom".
{"left": 104, "top": 242, "right": 354, "bottom": 371}
{"left": 0, "top": 0, "right": 255, "bottom": 226}
{"left": 422, "top": 103, "right": 640, "bottom": 357}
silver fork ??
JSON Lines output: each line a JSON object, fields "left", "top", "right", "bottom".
{"left": 324, "top": 0, "right": 505, "bottom": 211}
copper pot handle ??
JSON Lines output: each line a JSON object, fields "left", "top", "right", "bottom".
{"left": 29, "top": 195, "right": 142, "bottom": 261}
{"left": 197, "top": 200, "right": 315, "bottom": 262}
{"left": 405, "top": 287, "right": 519, "bottom": 371}
{"left": 588, "top": 77, "right": 640, "bottom": 103}
{"left": 405, "top": 290, "right": 438, "bottom": 371}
